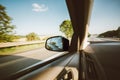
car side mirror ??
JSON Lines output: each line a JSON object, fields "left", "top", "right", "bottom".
{"left": 45, "top": 36, "right": 69, "bottom": 52}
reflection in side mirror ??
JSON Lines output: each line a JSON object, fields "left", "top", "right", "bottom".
{"left": 45, "top": 36, "right": 69, "bottom": 52}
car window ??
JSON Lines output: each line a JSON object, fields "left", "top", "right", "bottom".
{"left": 88, "top": 0, "right": 120, "bottom": 42}
{"left": 0, "top": 0, "right": 72, "bottom": 58}
{"left": 0, "top": 1, "right": 73, "bottom": 79}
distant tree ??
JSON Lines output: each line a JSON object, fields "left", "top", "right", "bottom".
{"left": 0, "top": 4, "right": 15, "bottom": 42}
{"left": 117, "top": 27, "right": 120, "bottom": 38}
{"left": 60, "top": 20, "right": 91, "bottom": 38}
{"left": 60, "top": 20, "right": 73, "bottom": 38}
{"left": 88, "top": 33, "right": 91, "bottom": 37}
{"left": 26, "top": 32, "right": 40, "bottom": 41}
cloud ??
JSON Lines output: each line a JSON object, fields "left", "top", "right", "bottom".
{"left": 32, "top": 3, "right": 48, "bottom": 12}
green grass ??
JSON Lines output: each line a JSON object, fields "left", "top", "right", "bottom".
{"left": 0, "top": 43, "right": 44, "bottom": 55}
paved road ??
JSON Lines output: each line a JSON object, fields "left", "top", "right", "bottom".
{"left": 88, "top": 37, "right": 120, "bottom": 42}
{"left": 0, "top": 47, "right": 64, "bottom": 79}
{"left": 84, "top": 38, "right": 120, "bottom": 80}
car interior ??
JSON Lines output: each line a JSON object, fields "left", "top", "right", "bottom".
{"left": 0, "top": 0, "right": 120, "bottom": 80}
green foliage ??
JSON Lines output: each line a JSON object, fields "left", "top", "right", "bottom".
{"left": 0, "top": 34, "right": 15, "bottom": 42}
{"left": 0, "top": 43, "right": 44, "bottom": 55}
{"left": 60, "top": 20, "right": 73, "bottom": 38}
{"left": 88, "top": 33, "right": 91, "bottom": 37}
{"left": 98, "top": 26, "right": 120, "bottom": 38}
{"left": 26, "top": 32, "right": 40, "bottom": 41}
{"left": 116, "top": 27, "right": 120, "bottom": 38}
{"left": 0, "top": 4, "right": 15, "bottom": 42}
{"left": 60, "top": 20, "right": 91, "bottom": 38}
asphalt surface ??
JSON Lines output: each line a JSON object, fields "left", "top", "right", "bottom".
{"left": 84, "top": 38, "right": 120, "bottom": 80}
{"left": 0, "top": 47, "right": 63, "bottom": 79}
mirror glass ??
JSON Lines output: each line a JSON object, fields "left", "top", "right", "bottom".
{"left": 46, "top": 36, "right": 63, "bottom": 51}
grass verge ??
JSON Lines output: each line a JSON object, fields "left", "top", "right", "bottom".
{"left": 0, "top": 42, "right": 44, "bottom": 55}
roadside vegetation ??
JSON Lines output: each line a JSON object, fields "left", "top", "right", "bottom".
{"left": 0, "top": 4, "right": 40, "bottom": 43}
{"left": 0, "top": 4, "right": 46, "bottom": 55}
{"left": 0, "top": 4, "right": 17, "bottom": 42}
{"left": 26, "top": 32, "right": 40, "bottom": 41}
{"left": 0, "top": 43, "right": 44, "bottom": 55}
{"left": 60, "top": 20, "right": 91, "bottom": 38}
{"left": 60, "top": 20, "right": 73, "bottom": 38}
{"left": 98, "top": 27, "right": 120, "bottom": 38}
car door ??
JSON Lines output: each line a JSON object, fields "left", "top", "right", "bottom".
{"left": 16, "top": 0, "right": 94, "bottom": 80}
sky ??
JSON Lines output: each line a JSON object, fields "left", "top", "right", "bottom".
{"left": 89, "top": 0, "right": 120, "bottom": 34}
{"left": 0, "top": 0, "right": 120, "bottom": 35}
{"left": 0, "top": 0, "right": 70, "bottom": 35}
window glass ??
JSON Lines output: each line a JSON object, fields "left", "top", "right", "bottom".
{"left": 0, "top": 0, "right": 70, "bottom": 57}
{"left": 89, "top": 0, "right": 120, "bottom": 42}
{"left": 0, "top": 1, "right": 71, "bottom": 77}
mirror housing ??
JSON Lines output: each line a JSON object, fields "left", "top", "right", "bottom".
{"left": 45, "top": 36, "right": 69, "bottom": 52}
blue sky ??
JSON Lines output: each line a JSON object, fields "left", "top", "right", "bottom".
{"left": 89, "top": 0, "right": 120, "bottom": 34}
{"left": 0, "top": 0, "right": 120, "bottom": 35}
{"left": 0, "top": 0, "right": 70, "bottom": 35}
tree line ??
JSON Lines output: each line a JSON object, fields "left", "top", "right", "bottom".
{"left": 98, "top": 27, "right": 120, "bottom": 38}
{"left": 0, "top": 4, "right": 40, "bottom": 42}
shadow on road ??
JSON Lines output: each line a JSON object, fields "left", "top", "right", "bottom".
{"left": 0, "top": 55, "right": 41, "bottom": 80}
